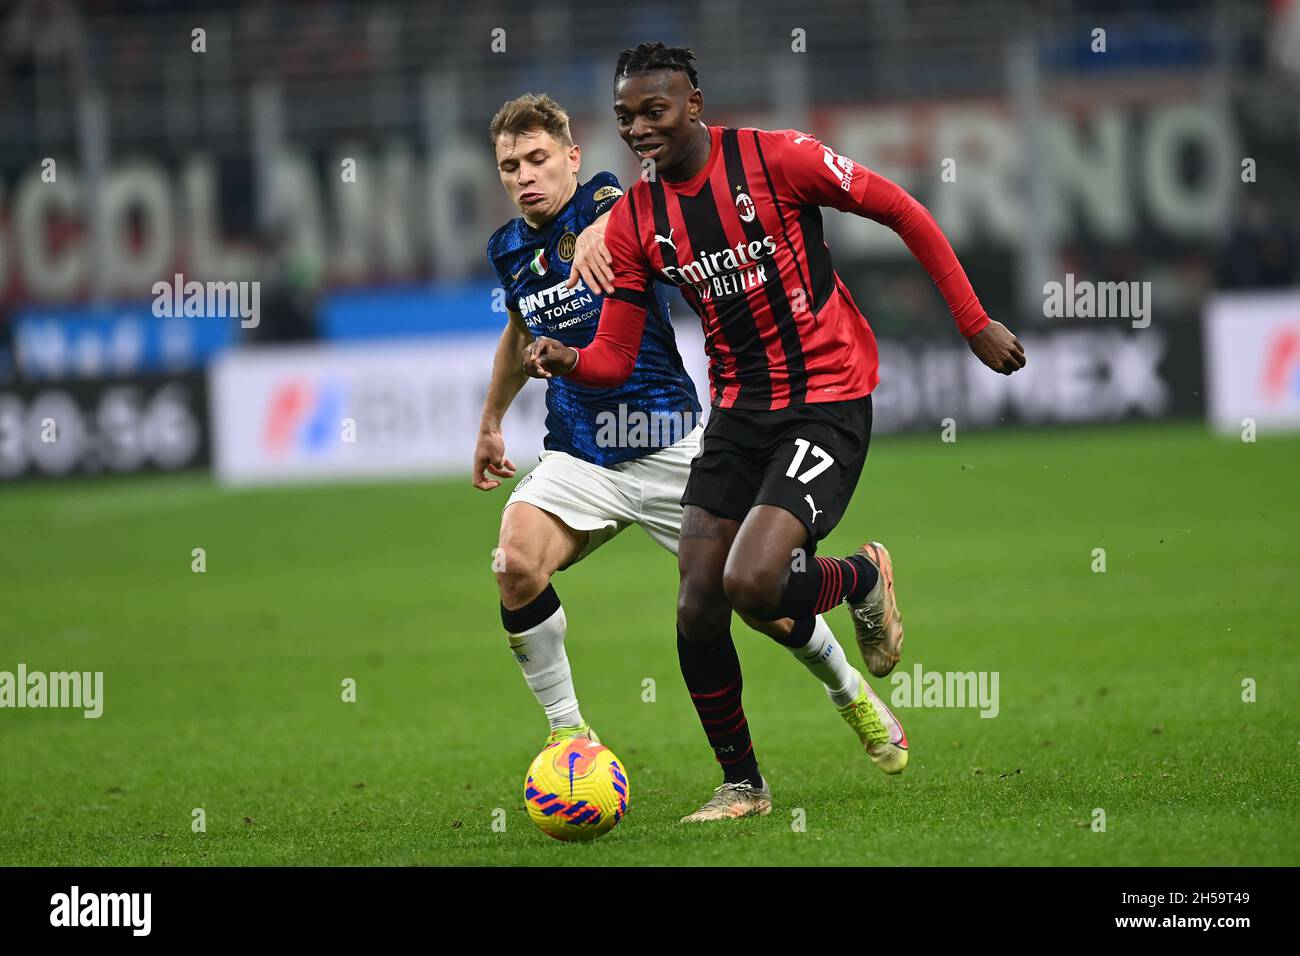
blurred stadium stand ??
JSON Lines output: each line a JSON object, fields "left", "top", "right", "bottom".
{"left": 0, "top": 0, "right": 1297, "bottom": 479}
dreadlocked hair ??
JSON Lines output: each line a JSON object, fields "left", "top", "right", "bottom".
{"left": 614, "top": 42, "right": 699, "bottom": 90}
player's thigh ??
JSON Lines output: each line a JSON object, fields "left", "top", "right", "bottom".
{"left": 497, "top": 501, "right": 587, "bottom": 578}
{"left": 726, "top": 503, "right": 812, "bottom": 596}
{"left": 503, "top": 451, "right": 637, "bottom": 569}
{"left": 631, "top": 423, "right": 705, "bottom": 556}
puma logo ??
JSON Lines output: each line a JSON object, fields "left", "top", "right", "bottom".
{"left": 804, "top": 494, "right": 823, "bottom": 523}
{"left": 653, "top": 228, "right": 676, "bottom": 251}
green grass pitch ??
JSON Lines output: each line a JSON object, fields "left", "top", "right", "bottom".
{"left": 1, "top": 420, "right": 1297, "bottom": 866}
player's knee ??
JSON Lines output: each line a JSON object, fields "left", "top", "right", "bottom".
{"left": 676, "top": 587, "right": 728, "bottom": 642}
{"left": 722, "top": 565, "right": 781, "bottom": 621}
{"left": 493, "top": 543, "right": 549, "bottom": 608}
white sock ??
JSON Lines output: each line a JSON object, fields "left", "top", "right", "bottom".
{"left": 505, "top": 602, "right": 584, "bottom": 730}
{"left": 788, "top": 615, "right": 859, "bottom": 707}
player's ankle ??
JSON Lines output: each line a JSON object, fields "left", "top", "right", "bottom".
{"left": 723, "top": 759, "right": 762, "bottom": 787}
{"left": 845, "top": 554, "right": 878, "bottom": 603}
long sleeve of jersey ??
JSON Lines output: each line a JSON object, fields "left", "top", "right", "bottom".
{"left": 566, "top": 194, "right": 652, "bottom": 388}
{"left": 773, "top": 131, "right": 990, "bottom": 339}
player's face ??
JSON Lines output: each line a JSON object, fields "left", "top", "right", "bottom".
{"left": 494, "top": 129, "right": 581, "bottom": 225}
{"left": 614, "top": 71, "right": 704, "bottom": 178}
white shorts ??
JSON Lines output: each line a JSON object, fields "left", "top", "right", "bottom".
{"left": 504, "top": 424, "right": 704, "bottom": 562}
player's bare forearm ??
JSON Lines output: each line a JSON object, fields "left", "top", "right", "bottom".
{"left": 473, "top": 317, "right": 530, "bottom": 490}
{"left": 479, "top": 315, "right": 532, "bottom": 432}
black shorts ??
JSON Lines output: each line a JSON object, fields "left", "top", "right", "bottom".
{"left": 681, "top": 395, "right": 873, "bottom": 545}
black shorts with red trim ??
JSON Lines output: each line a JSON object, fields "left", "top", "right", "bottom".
{"left": 680, "top": 395, "right": 872, "bottom": 544}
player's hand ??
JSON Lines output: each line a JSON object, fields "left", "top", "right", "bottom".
{"left": 472, "top": 428, "right": 516, "bottom": 491}
{"left": 967, "top": 320, "right": 1026, "bottom": 375}
{"left": 565, "top": 222, "right": 614, "bottom": 294}
{"left": 522, "top": 336, "right": 578, "bottom": 378}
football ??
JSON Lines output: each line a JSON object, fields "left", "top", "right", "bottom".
{"left": 524, "top": 738, "right": 630, "bottom": 842}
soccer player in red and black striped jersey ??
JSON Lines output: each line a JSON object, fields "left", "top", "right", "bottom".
{"left": 526, "top": 43, "right": 1027, "bottom": 821}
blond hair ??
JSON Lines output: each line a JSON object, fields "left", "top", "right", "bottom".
{"left": 489, "top": 93, "right": 574, "bottom": 149}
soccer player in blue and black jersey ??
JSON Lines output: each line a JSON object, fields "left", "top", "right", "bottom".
{"left": 475, "top": 94, "right": 870, "bottom": 794}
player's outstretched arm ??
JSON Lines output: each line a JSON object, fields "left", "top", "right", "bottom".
{"left": 522, "top": 294, "right": 648, "bottom": 385}
{"left": 473, "top": 312, "right": 530, "bottom": 490}
{"left": 776, "top": 131, "right": 1026, "bottom": 375}
{"left": 524, "top": 180, "right": 653, "bottom": 385}
{"left": 564, "top": 211, "right": 614, "bottom": 295}
{"left": 525, "top": 192, "right": 652, "bottom": 386}
{"left": 860, "top": 178, "right": 1026, "bottom": 375}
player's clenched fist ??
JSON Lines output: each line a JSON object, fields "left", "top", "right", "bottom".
{"left": 522, "top": 336, "right": 578, "bottom": 378}
{"left": 966, "top": 320, "right": 1027, "bottom": 376}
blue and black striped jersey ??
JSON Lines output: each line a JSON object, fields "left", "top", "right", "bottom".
{"left": 487, "top": 172, "right": 700, "bottom": 467}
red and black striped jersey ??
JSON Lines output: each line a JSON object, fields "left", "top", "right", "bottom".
{"left": 567, "top": 125, "right": 991, "bottom": 410}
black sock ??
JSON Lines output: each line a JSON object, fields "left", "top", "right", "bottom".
{"left": 844, "top": 554, "right": 878, "bottom": 603}
{"left": 676, "top": 629, "right": 760, "bottom": 784}
{"left": 768, "top": 615, "right": 816, "bottom": 649}
{"left": 500, "top": 583, "right": 561, "bottom": 632}
{"left": 770, "top": 554, "right": 878, "bottom": 619}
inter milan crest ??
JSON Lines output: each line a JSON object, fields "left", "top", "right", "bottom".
{"left": 558, "top": 231, "right": 577, "bottom": 261}
{"left": 735, "top": 191, "right": 756, "bottom": 222}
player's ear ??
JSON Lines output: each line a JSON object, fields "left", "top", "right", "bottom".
{"left": 687, "top": 88, "right": 704, "bottom": 121}
{"left": 568, "top": 142, "right": 581, "bottom": 173}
